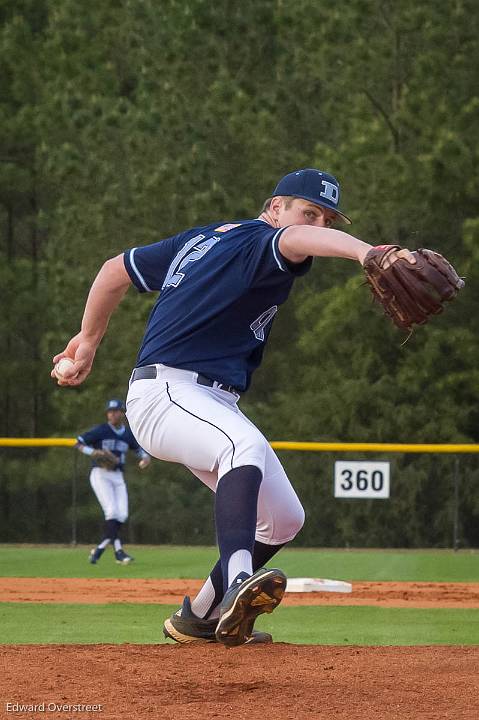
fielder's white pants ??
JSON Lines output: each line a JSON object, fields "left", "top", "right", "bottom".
{"left": 90, "top": 467, "right": 129, "bottom": 523}
{"left": 126, "top": 364, "right": 304, "bottom": 545}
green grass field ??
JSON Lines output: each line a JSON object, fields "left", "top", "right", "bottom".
{"left": 1, "top": 545, "right": 478, "bottom": 645}
{"left": 2, "top": 544, "right": 479, "bottom": 581}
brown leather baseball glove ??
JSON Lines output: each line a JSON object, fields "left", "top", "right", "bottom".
{"left": 363, "top": 245, "right": 464, "bottom": 331}
{"left": 92, "top": 449, "right": 120, "bottom": 470}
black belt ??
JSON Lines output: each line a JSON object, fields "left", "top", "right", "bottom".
{"left": 131, "top": 366, "right": 239, "bottom": 395}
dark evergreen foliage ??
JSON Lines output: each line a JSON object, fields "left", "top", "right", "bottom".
{"left": 1, "top": 0, "right": 478, "bottom": 545}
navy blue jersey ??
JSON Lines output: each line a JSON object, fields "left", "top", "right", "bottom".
{"left": 77, "top": 423, "right": 143, "bottom": 470}
{"left": 124, "top": 219, "right": 312, "bottom": 391}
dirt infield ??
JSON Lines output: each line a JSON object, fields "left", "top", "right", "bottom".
{"left": 2, "top": 580, "right": 479, "bottom": 718}
{"left": 2, "top": 644, "right": 478, "bottom": 720}
{"left": 1, "top": 577, "right": 479, "bottom": 608}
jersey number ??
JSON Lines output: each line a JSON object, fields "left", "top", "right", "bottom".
{"left": 250, "top": 305, "right": 278, "bottom": 341}
{"left": 162, "top": 235, "right": 221, "bottom": 289}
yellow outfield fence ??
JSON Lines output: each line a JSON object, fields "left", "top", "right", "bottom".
{"left": 2, "top": 438, "right": 479, "bottom": 453}
{"left": 270, "top": 442, "right": 479, "bottom": 454}
{"left": 0, "top": 438, "right": 76, "bottom": 447}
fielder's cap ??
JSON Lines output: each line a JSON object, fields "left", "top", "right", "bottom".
{"left": 272, "top": 168, "right": 351, "bottom": 224}
{"left": 105, "top": 399, "right": 126, "bottom": 411}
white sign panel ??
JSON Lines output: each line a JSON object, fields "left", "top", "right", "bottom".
{"left": 334, "top": 461, "right": 390, "bottom": 499}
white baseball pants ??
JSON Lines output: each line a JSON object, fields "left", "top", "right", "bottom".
{"left": 90, "top": 467, "right": 128, "bottom": 523}
{"left": 126, "top": 364, "right": 304, "bottom": 545}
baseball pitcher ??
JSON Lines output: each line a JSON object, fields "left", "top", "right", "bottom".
{"left": 52, "top": 168, "right": 462, "bottom": 646}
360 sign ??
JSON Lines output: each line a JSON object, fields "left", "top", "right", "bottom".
{"left": 334, "top": 461, "right": 390, "bottom": 499}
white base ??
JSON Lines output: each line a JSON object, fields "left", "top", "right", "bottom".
{"left": 286, "top": 577, "right": 352, "bottom": 593}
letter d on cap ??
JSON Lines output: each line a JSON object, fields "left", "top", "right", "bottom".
{"left": 320, "top": 180, "right": 339, "bottom": 205}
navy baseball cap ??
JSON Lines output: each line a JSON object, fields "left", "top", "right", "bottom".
{"left": 105, "top": 399, "right": 126, "bottom": 411}
{"left": 272, "top": 168, "right": 351, "bottom": 224}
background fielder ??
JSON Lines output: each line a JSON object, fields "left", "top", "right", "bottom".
{"left": 76, "top": 398, "right": 151, "bottom": 565}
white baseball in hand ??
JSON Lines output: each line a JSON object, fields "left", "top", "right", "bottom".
{"left": 54, "top": 357, "right": 75, "bottom": 380}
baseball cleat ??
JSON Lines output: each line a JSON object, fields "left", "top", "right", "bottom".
{"left": 89, "top": 547, "right": 105, "bottom": 564}
{"left": 163, "top": 596, "right": 273, "bottom": 645}
{"left": 215, "top": 567, "right": 287, "bottom": 648}
{"left": 114, "top": 549, "right": 134, "bottom": 565}
{"left": 163, "top": 596, "right": 218, "bottom": 644}
{"left": 244, "top": 629, "right": 273, "bottom": 645}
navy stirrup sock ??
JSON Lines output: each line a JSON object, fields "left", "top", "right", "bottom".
{"left": 105, "top": 519, "right": 121, "bottom": 541}
{"left": 252, "top": 539, "right": 286, "bottom": 570}
{"left": 215, "top": 465, "right": 262, "bottom": 592}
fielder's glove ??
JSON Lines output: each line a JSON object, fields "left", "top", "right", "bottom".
{"left": 363, "top": 245, "right": 464, "bottom": 331}
{"left": 92, "top": 449, "right": 120, "bottom": 470}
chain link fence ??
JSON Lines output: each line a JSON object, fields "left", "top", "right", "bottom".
{"left": 1, "top": 440, "right": 478, "bottom": 548}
